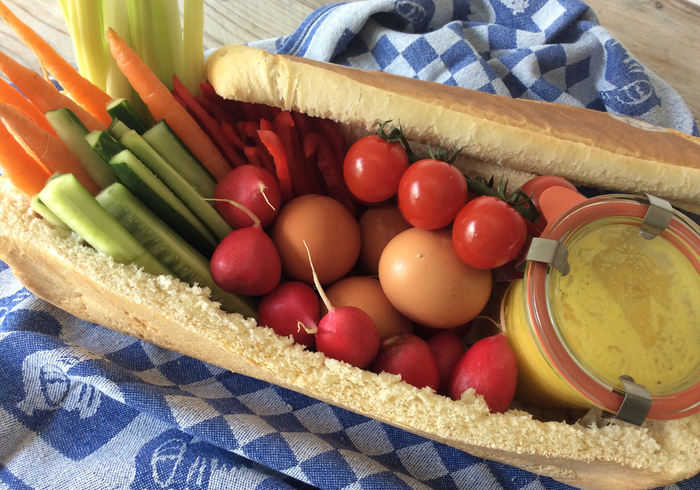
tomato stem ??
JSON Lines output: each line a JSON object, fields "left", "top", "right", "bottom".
{"left": 465, "top": 176, "right": 540, "bottom": 222}
{"left": 380, "top": 120, "right": 540, "bottom": 223}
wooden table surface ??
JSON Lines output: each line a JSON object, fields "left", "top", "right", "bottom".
{"left": 1, "top": 0, "right": 699, "bottom": 122}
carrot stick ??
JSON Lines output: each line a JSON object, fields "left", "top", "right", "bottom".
{"left": 0, "top": 120, "right": 50, "bottom": 195}
{"left": 0, "top": 101, "right": 100, "bottom": 195}
{"left": 0, "top": 77, "right": 56, "bottom": 136}
{"left": 0, "top": 50, "right": 107, "bottom": 132}
{"left": 105, "top": 28, "right": 232, "bottom": 180}
{"left": 0, "top": 1, "right": 112, "bottom": 126}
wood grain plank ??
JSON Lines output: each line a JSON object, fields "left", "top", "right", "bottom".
{"left": 585, "top": 0, "right": 700, "bottom": 121}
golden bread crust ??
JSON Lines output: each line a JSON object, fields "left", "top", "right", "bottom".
{"left": 207, "top": 45, "right": 700, "bottom": 211}
{"left": 1, "top": 44, "right": 699, "bottom": 489}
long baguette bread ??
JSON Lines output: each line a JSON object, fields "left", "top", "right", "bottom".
{"left": 208, "top": 45, "right": 700, "bottom": 215}
{"left": 1, "top": 43, "right": 700, "bottom": 490}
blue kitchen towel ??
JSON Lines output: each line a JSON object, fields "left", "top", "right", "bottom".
{"left": 1, "top": 1, "right": 699, "bottom": 490}
{"left": 252, "top": 0, "right": 698, "bottom": 136}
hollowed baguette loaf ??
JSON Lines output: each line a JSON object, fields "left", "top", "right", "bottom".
{"left": 1, "top": 43, "right": 699, "bottom": 490}
{"left": 207, "top": 44, "right": 700, "bottom": 215}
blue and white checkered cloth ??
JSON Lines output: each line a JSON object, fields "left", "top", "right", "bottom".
{"left": 1, "top": 1, "right": 699, "bottom": 489}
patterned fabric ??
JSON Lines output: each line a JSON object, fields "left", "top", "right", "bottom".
{"left": 253, "top": 0, "right": 698, "bottom": 136}
{"left": 1, "top": 1, "right": 698, "bottom": 489}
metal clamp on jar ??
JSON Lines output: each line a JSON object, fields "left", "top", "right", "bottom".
{"left": 501, "top": 188, "right": 700, "bottom": 424}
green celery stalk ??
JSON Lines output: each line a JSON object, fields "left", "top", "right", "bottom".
{"left": 69, "top": 0, "right": 107, "bottom": 90}
{"left": 126, "top": 0, "right": 160, "bottom": 84}
{"left": 101, "top": 0, "right": 135, "bottom": 100}
{"left": 182, "top": 0, "right": 205, "bottom": 95}
{"left": 152, "top": 0, "right": 184, "bottom": 90}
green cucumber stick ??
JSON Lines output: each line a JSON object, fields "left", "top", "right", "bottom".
{"left": 38, "top": 173, "right": 172, "bottom": 277}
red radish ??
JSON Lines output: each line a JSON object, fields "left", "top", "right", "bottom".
{"left": 213, "top": 165, "right": 282, "bottom": 229}
{"left": 369, "top": 334, "right": 440, "bottom": 391}
{"left": 426, "top": 330, "right": 466, "bottom": 395}
{"left": 258, "top": 281, "right": 319, "bottom": 347}
{"left": 448, "top": 333, "right": 517, "bottom": 413}
{"left": 303, "top": 241, "right": 380, "bottom": 368}
{"left": 210, "top": 200, "right": 281, "bottom": 296}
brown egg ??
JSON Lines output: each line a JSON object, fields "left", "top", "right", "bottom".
{"left": 322, "top": 275, "right": 413, "bottom": 340}
{"left": 270, "top": 194, "right": 361, "bottom": 285}
{"left": 358, "top": 202, "right": 411, "bottom": 276}
{"left": 378, "top": 227, "right": 492, "bottom": 329}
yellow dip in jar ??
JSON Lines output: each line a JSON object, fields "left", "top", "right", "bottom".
{"left": 501, "top": 194, "right": 700, "bottom": 420}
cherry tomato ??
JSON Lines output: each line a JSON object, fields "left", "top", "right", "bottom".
{"left": 343, "top": 135, "right": 409, "bottom": 203}
{"left": 519, "top": 175, "right": 578, "bottom": 235}
{"left": 452, "top": 196, "right": 527, "bottom": 269}
{"left": 397, "top": 159, "right": 467, "bottom": 230}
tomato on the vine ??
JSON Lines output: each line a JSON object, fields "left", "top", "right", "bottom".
{"left": 397, "top": 159, "right": 467, "bottom": 230}
{"left": 452, "top": 196, "right": 527, "bottom": 269}
{"left": 343, "top": 134, "right": 409, "bottom": 203}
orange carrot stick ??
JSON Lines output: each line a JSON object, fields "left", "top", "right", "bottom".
{"left": 0, "top": 101, "right": 100, "bottom": 195}
{"left": 0, "top": 50, "right": 106, "bottom": 132}
{"left": 105, "top": 28, "right": 232, "bottom": 180}
{"left": 0, "top": 120, "right": 50, "bottom": 195}
{"left": 0, "top": 77, "right": 56, "bottom": 136}
{"left": 0, "top": 1, "right": 112, "bottom": 126}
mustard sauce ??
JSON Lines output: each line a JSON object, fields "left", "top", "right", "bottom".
{"left": 550, "top": 223, "right": 700, "bottom": 395}
{"left": 502, "top": 280, "right": 591, "bottom": 409}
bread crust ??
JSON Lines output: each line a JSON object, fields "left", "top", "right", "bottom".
{"left": 2, "top": 176, "right": 699, "bottom": 490}
{"left": 1, "top": 44, "right": 700, "bottom": 489}
{"left": 207, "top": 44, "right": 700, "bottom": 213}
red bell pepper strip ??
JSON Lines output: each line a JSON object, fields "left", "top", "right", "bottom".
{"left": 219, "top": 121, "right": 245, "bottom": 150}
{"left": 172, "top": 75, "right": 246, "bottom": 168}
{"left": 194, "top": 96, "right": 246, "bottom": 150}
{"left": 199, "top": 81, "right": 245, "bottom": 117}
{"left": 260, "top": 118, "right": 273, "bottom": 132}
{"left": 244, "top": 146, "right": 276, "bottom": 175}
{"left": 290, "top": 111, "right": 326, "bottom": 194}
{"left": 303, "top": 131, "right": 355, "bottom": 214}
{"left": 237, "top": 120, "right": 262, "bottom": 147}
{"left": 273, "top": 111, "right": 314, "bottom": 196}
{"left": 313, "top": 117, "right": 346, "bottom": 171}
{"left": 258, "top": 129, "right": 293, "bottom": 202}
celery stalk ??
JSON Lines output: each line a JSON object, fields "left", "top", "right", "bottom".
{"left": 126, "top": 0, "right": 160, "bottom": 83}
{"left": 101, "top": 0, "right": 135, "bottom": 100}
{"left": 60, "top": 1, "right": 206, "bottom": 110}
{"left": 70, "top": 0, "right": 107, "bottom": 90}
{"left": 152, "top": 0, "right": 183, "bottom": 90}
{"left": 182, "top": 0, "right": 205, "bottom": 95}
{"left": 59, "top": 0, "right": 87, "bottom": 78}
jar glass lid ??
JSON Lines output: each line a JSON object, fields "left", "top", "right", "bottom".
{"left": 528, "top": 194, "right": 700, "bottom": 420}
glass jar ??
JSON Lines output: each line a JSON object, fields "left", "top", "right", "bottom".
{"left": 500, "top": 193, "right": 700, "bottom": 420}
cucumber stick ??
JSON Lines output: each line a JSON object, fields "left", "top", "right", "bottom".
{"left": 142, "top": 120, "right": 217, "bottom": 198}
{"left": 107, "top": 149, "right": 218, "bottom": 257}
{"left": 30, "top": 195, "right": 70, "bottom": 230}
{"left": 38, "top": 173, "right": 172, "bottom": 277}
{"left": 106, "top": 98, "right": 150, "bottom": 134}
{"left": 108, "top": 119, "right": 131, "bottom": 140}
{"left": 119, "top": 129, "right": 233, "bottom": 240}
{"left": 97, "top": 183, "right": 257, "bottom": 317}
{"left": 45, "top": 108, "right": 118, "bottom": 189}
{"left": 86, "top": 130, "right": 126, "bottom": 164}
